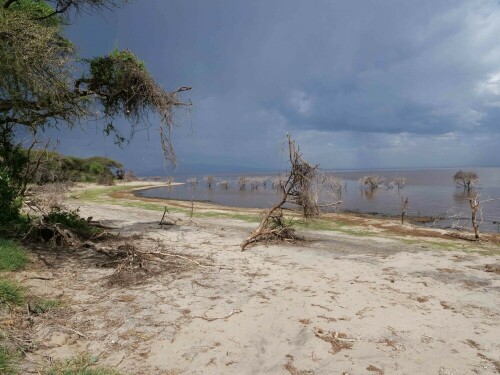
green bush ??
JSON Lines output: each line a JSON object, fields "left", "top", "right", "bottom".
{"left": 87, "top": 162, "right": 105, "bottom": 176}
{"left": 0, "top": 239, "right": 28, "bottom": 271}
{"left": 44, "top": 208, "right": 99, "bottom": 237}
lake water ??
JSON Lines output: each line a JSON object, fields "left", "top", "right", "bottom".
{"left": 137, "top": 168, "right": 500, "bottom": 233}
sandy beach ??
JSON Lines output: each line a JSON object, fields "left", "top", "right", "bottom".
{"left": 15, "top": 183, "right": 500, "bottom": 374}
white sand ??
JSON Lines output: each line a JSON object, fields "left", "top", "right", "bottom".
{"left": 18, "top": 191, "right": 500, "bottom": 375}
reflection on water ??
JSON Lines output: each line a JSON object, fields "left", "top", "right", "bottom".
{"left": 361, "top": 188, "right": 378, "bottom": 200}
{"left": 452, "top": 190, "right": 481, "bottom": 204}
{"left": 137, "top": 167, "right": 500, "bottom": 233}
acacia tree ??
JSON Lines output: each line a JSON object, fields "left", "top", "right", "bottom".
{"left": 0, "top": 0, "right": 190, "bottom": 227}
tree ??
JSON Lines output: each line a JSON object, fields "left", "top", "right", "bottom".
{"left": 204, "top": 176, "right": 215, "bottom": 189}
{"left": 467, "top": 194, "right": 495, "bottom": 241}
{"left": 453, "top": 170, "right": 479, "bottom": 192}
{"left": 0, "top": 0, "right": 190, "bottom": 228}
{"left": 359, "top": 175, "right": 385, "bottom": 190}
{"left": 241, "top": 135, "right": 321, "bottom": 250}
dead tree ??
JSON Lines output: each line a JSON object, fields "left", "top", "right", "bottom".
{"left": 217, "top": 180, "right": 229, "bottom": 190}
{"left": 454, "top": 170, "right": 479, "bottom": 192}
{"left": 359, "top": 175, "right": 385, "bottom": 190}
{"left": 393, "top": 177, "right": 407, "bottom": 190}
{"left": 321, "top": 174, "right": 344, "bottom": 198}
{"left": 401, "top": 196, "right": 409, "bottom": 224}
{"left": 271, "top": 177, "right": 284, "bottom": 190}
{"left": 238, "top": 176, "right": 248, "bottom": 191}
{"left": 468, "top": 194, "right": 494, "bottom": 241}
{"left": 241, "top": 136, "right": 319, "bottom": 250}
{"left": 204, "top": 175, "right": 215, "bottom": 189}
{"left": 186, "top": 177, "right": 198, "bottom": 186}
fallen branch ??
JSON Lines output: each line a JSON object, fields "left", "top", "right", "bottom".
{"left": 193, "top": 309, "right": 242, "bottom": 321}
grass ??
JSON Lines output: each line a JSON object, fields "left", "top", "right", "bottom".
{"left": 43, "top": 354, "right": 121, "bottom": 375}
{"left": 0, "top": 279, "right": 26, "bottom": 306}
{"left": 0, "top": 343, "right": 19, "bottom": 375}
{"left": 0, "top": 239, "right": 29, "bottom": 271}
{"left": 30, "top": 299, "right": 61, "bottom": 314}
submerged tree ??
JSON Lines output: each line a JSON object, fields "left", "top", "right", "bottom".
{"left": 0, "top": 0, "right": 190, "bottom": 228}
{"left": 204, "top": 176, "right": 215, "bottom": 189}
{"left": 453, "top": 170, "right": 479, "bottom": 192}
{"left": 241, "top": 135, "right": 321, "bottom": 250}
{"left": 359, "top": 175, "right": 385, "bottom": 190}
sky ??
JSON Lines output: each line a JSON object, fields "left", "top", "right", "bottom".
{"left": 49, "top": 0, "right": 500, "bottom": 174}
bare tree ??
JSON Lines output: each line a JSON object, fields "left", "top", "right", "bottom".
{"left": 468, "top": 194, "right": 494, "bottom": 240}
{"left": 204, "top": 175, "right": 215, "bottom": 189}
{"left": 238, "top": 176, "right": 248, "bottom": 191}
{"left": 217, "top": 180, "right": 229, "bottom": 190}
{"left": 271, "top": 177, "right": 284, "bottom": 190}
{"left": 248, "top": 177, "right": 267, "bottom": 191}
{"left": 393, "top": 177, "right": 407, "bottom": 190}
{"left": 321, "top": 174, "right": 344, "bottom": 198}
{"left": 241, "top": 136, "right": 320, "bottom": 250}
{"left": 453, "top": 170, "right": 479, "bottom": 192}
{"left": 186, "top": 177, "right": 198, "bottom": 186}
{"left": 359, "top": 175, "right": 385, "bottom": 190}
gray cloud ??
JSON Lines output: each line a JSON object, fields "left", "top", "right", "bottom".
{"left": 51, "top": 0, "right": 500, "bottom": 171}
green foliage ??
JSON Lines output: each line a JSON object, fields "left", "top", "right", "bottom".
{"left": 0, "top": 239, "right": 28, "bottom": 271}
{"left": 87, "top": 162, "right": 105, "bottom": 176}
{"left": 0, "top": 169, "right": 22, "bottom": 228}
{"left": 30, "top": 149, "right": 123, "bottom": 183}
{"left": 85, "top": 48, "right": 159, "bottom": 126}
{"left": 44, "top": 208, "right": 98, "bottom": 237}
{"left": 0, "top": 279, "right": 26, "bottom": 306}
{"left": 43, "top": 354, "right": 121, "bottom": 375}
{"left": 0, "top": 343, "right": 19, "bottom": 375}
{"left": 7, "top": 0, "right": 61, "bottom": 26}
{"left": 0, "top": 2, "right": 78, "bottom": 129}
{"left": 1, "top": 0, "right": 186, "bottom": 239}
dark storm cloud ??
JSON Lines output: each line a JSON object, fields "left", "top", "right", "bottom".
{"left": 54, "top": 0, "right": 500, "bottom": 171}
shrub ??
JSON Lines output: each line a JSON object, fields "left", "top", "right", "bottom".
{"left": 88, "top": 162, "right": 106, "bottom": 176}
{"left": 44, "top": 208, "right": 97, "bottom": 237}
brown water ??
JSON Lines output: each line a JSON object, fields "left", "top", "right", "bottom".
{"left": 137, "top": 167, "right": 500, "bottom": 233}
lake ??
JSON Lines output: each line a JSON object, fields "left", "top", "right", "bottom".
{"left": 137, "top": 167, "right": 500, "bottom": 233}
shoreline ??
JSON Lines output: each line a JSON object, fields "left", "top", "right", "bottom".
{"left": 130, "top": 181, "right": 500, "bottom": 235}
{"left": 117, "top": 182, "right": 500, "bottom": 243}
